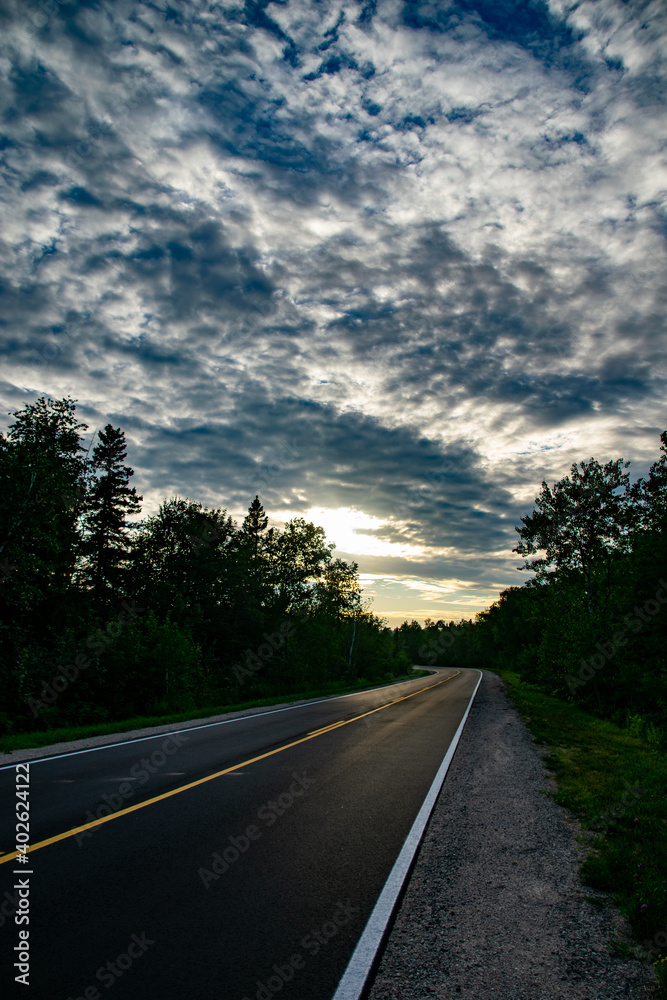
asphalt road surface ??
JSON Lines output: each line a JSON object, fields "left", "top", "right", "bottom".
{"left": 0, "top": 667, "right": 481, "bottom": 1000}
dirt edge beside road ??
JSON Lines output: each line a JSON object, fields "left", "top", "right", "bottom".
{"left": 367, "top": 670, "right": 657, "bottom": 1000}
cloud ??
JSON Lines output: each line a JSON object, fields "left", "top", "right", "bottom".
{"left": 0, "top": 0, "right": 665, "bottom": 621}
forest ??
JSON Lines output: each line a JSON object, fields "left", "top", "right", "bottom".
{"left": 0, "top": 396, "right": 409, "bottom": 734}
{"left": 2, "top": 395, "right": 665, "bottom": 741}
{"left": 395, "top": 433, "right": 667, "bottom": 737}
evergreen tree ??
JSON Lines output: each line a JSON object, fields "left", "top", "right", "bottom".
{"left": 235, "top": 495, "right": 274, "bottom": 600}
{"left": 84, "top": 424, "right": 142, "bottom": 610}
{"left": 241, "top": 495, "right": 270, "bottom": 557}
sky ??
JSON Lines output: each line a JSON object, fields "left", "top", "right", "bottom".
{"left": 1, "top": 0, "right": 665, "bottom": 626}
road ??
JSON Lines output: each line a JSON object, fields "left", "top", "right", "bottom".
{"left": 0, "top": 667, "right": 481, "bottom": 1000}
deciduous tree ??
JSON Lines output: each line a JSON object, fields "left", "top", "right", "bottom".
{"left": 514, "top": 457, "right": 632, "bottom": 614}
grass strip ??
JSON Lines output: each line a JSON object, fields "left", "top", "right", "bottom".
{"left": 494, "top": 669, "right": 667, "bottom": 994}
{"left": 0, "top": 670, "right": 430, "bottom": 755}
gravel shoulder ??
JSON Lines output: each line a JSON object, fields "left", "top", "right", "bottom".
{"left": 367, "top": 670, "right": 658, "bottom": 1000}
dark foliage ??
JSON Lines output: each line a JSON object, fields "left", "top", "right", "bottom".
{"left": 394, "top": 433, "right": 667, "bottom": 738}
{"left": 0, "top": 398, "right": 409, "bottom": 734}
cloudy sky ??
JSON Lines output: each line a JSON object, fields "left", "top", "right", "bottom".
{"left": 1, "top": 0, "right": 665, "bottom": 624}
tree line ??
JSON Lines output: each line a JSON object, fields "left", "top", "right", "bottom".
{"left": 0, "top": 397, "right": 409, "bottom": 733}
{"left": 394, "top": 435, "right": 667, "bottom": 735}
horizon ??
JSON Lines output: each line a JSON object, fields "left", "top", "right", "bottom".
{"left": 1, "top": 0, "right": 665, "bottom": 626}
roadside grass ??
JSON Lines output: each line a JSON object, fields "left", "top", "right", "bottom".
{"left": 0, "top": 669, "right": 430, "bottom": 755}
{"left": 495, "top": 670, "right": 667, "bottom": 988}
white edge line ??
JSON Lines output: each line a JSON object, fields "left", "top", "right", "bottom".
{"left": 331, "top": 669, "right": 484, "bottom": 1000}
{"left": 0, "top": 667, "right": 440, "bottom": 771}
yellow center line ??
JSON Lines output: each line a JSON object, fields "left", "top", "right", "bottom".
{"left": 307, "top": 721, "right": 349, "bottom": 736}
{"left": 0, "top": 671, "right": 460, "bottom": 865}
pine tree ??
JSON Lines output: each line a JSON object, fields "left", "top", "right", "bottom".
{"left": 229, "top": 496, "right": 275, "bottom": 630}
{"left": 241, "top": 495, "right": 270, "bottom": 558}
{"left": 84, "top": 424, "right": 142, "bottom": 610}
